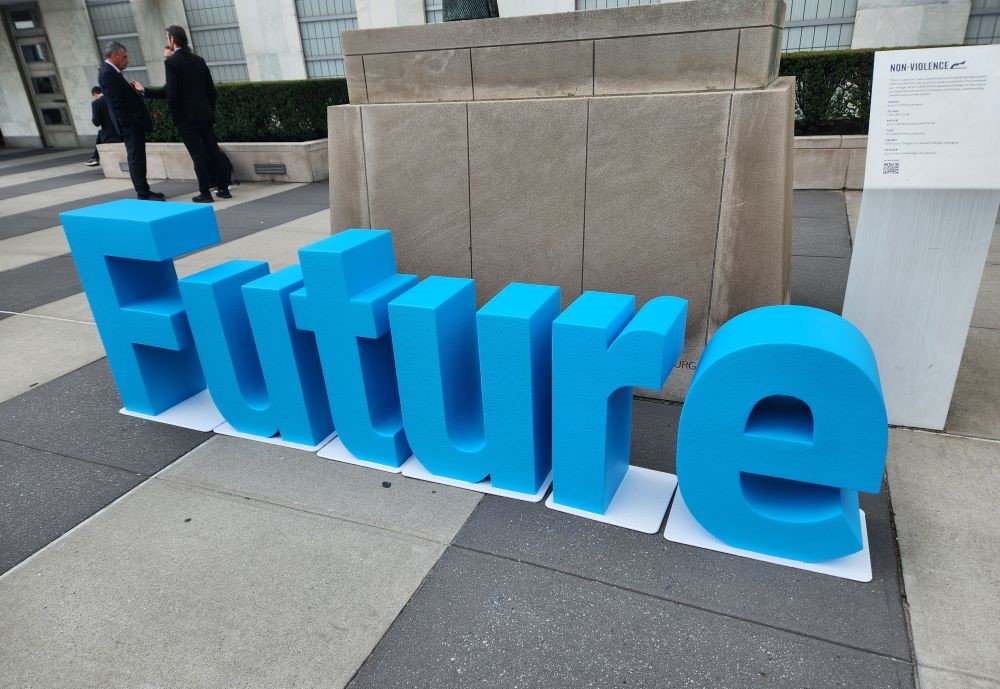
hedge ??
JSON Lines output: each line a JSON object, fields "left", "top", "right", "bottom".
{"left": 778, "top": 49, "right": 874, "bottom": 136}
{"left": 147, "top": 78, "right": 349, "bottom": 143}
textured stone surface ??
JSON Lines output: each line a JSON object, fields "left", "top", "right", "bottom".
{"left": 364, "top": 49, "right": 473, "bottom": 103}
{"left": 790, "top": 255, "right": 851, "bottom": 314}
{"left": 846, "top": 147, "right": 867, "bottom": 189}
{"left": 362, "top": 102, "right": 472, "bottom": 278}
{"left": 793, "top": 216, "right": 852, "bottom": 258}
{"left": 736, "top": 26, "right": 781, "bottom": 88}
{"left": 887, "top": 429, "right": 1000, "bottom": 684}
{"left": 971, "top": 262, "right": 999, "bottom": 330}
{"left": 328, "top": 105, "right": 370, "bottom": 232}
{"left": 346, "top": 548, "right": 915, "bottom": 689}
{"left": 0, "top": 315, "right": 104, "bottom": 403}
{"left": 345, "top": 55, "right": 368, "bottom": 103}
{"left": 342, "top": 0, "right": 784, "bottom": 55}
{"left": 471, "top": 41, "right": 593, "bottom": 100}
{"left": 583, "top": 92, "right": 731, "bottom": 399}
{"left": 594, "top": 30, "right": 738, "bottom": 95}
{"left": 0, "top": 440, "right": 143, "bottom": 574}
{"left": 0, "top": 478, "right": 446, "bottom": 689}
{"left": 945, "top": 327, "right": 1000, "bottom": 441}
{"left": 161, "top": 434, "right": 481, "bottom": 544}
{"left": 468, "top": 98, "right": 587, "bottom": 307}
{"left": 795, "top": 148, "right": 850, "bottom": 189}
{"left": 710, "top": 78, "right": 794, "bottom": 335}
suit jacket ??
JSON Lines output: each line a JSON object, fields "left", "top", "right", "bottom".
{"left": 90, "top": 95, "right": 118, "bottom": 142}
{"left": 164, "top": 48, "right": 217, "bottom": 124}
{"left": 97, "top": 61, "right": 152, "bottom": 134}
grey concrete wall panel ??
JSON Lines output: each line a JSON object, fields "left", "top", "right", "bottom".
{"left": 710, "top": 78, "right": 794, "bottom": 337}
{"left": 471, "top": 41, "right": 594, "bottom": 100}
{"left": 468, "top": 99, "right": 588, "bottom": 307}
{"left": 735, "top": 26, "right": 782, "bottom": 89}
{"left": 594, "top": 31, "right": 739, "bottom": 95}
{"left": 345, "top": 56, "right": 368, "bottom": 104}
{"left": 583, "top": 93, "right": 731, "bottom": 398}
{"left": 328, "top": 106, "right": 370, "bottom": 233}
{"left": 342, "top": 0, "right": 785, "bottom": 55}
{"left": 362, "top": 103, "right": 472, "bottom": 279}
{"left": 363, "top": 50, "right": 474, "bottom": 103}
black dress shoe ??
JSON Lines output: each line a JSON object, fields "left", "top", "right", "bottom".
{"left": 215, "top": 188, "right": 232, "bottom": 199}
{"left": 137, "top": 191, "right": 166, "bottom": 201}
{"left": 191, "top": 193, "right": 214, "bottom": 203}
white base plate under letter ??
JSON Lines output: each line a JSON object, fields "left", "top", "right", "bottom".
{"left": 664, "top": 489, "right": 873, "bottom": 582}
{"left": 215, "top": 422, "right": 336, "bottom": 453}
{"left": 316, "top": 436, "right": 406, "bottom": 474}
{"left": 545, "top": 465, "right": 677, "bottom": 534}
{"left": 400, "top": 456, "right": 552, "bottom": 502}
{"left": 120, "top": 389, "right": 224, "bottom": 432}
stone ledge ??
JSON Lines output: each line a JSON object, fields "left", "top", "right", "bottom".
{"left": 793, "top": 135, "right": 868, "bottom": 190}
{"left": 97, "top": 139, "right": 328, "bottom": 184}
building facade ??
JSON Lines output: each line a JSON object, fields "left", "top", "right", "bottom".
{"left": 1, "top": 0, "right": 998, "bottom": 148}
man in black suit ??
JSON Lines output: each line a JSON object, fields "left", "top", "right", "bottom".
{"left": 97, "top": 41, "right": 164, "bottom": 200}
{"left": 85, "top": 86, "right": 121, "bottom": 167}
{"left": 135, "top": 26, "right": 230, "bottom": 203}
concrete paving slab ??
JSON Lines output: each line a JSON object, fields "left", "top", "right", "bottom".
{"left": 452, "top": 397, "right": 908, "bottom": 657}
{"left": 0, "top": 166, "right": 100, "bottom": 195}
{"left": 988, "top": 221, "right": 999, "bottom": 265}
{"left": 792, "top": 215, "right": 852, "bottom": 258}
{"left": 971, "top": 262, "right": 999, "bottom": 330}
{"left": 886, "top": 429, "right": 1000, "bottom": 683}
{"left": 161, "top": 434, "right": 481, "bottom": 544}
{"left": 0, "top": 226, "right": 69, "bottom": 271}
{"left": 0, "top": 359, "right": 210, "bottom": 475}
{"left": 0, "top": 178, "right": 132, "bottom": 217}
{"left": 0, "top": 439, "right": 144, "bottom": 574}
{"left": 0, "top": 314, "right": 104, "bottom": 403}
{"left": 346, "top": 547, "right": 915, "bottom": 689}
{"left": 846, "top": 190, "right": 862, "bottom": 244}
{"left": 792, "top": 189, "right": 848, "bottom": 220}
{"left": 0, "top": 254, "right": 81, "bottom": 318}
{"left": 917, "top": 666, "right": 1000, "bottom": 689}
{"left": 946, "top": 327, "right": 1000, "bottom": 441}
{"left": 23, "top": 292, "right": 93, "bottom": 322}
{"left": 0, "top": 149, "right": 86, "bottom": 172}
{"left": 791, "top": 255, "right": 851, "bottom": 314}
{"left": 0, "top": 478, "right": 447, "bottom": 689}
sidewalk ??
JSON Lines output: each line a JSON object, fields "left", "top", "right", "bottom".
{"left": 0, "top": 147, "right": 997, "bottom": 689}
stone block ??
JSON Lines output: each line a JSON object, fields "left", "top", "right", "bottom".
{"left": 845, "top": 147, "right": 867, "bottom": 189}
{"left": 468, "top": 98, "right": 588, "bottom": 307}
{"left": 841, "top": 135, "right": 868, "bottom": 149}
{"left": 362, "top": 102, "right": 471, "bottom": 278}
{"left": 710, "top": 78, "right": 794, "bottom": 335}
{"left": 736, "top": 26, "right": 781, "bottom": 89}
{"left": 471, "top": 41, "right": 593, "bottom": 100}
{"left": 794, "top": 148, "right": 850, "bottom": 189}
{"left": 328, "top": 105, "right": 370, "bottom": 232}
{"left": 594, "top": 30, "right": 739, "bottom": 95}
{"left": 583, "top": 92, "right": 731, "bottom": 399}
{"left": 342, "top": 0, "right": 784, "bottom": 55}
{"left": 794, "top": 135, "right": 842, "bottom": 149}
{"left": 364, "top": 49, "right": 473, "bottom": 103}
{"left": 345, "top": 55, "right": 368, "bottom": 103}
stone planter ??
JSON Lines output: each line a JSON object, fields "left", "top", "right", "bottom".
{"left": 97, "top": 138, "right": 328, "bottom": 184}
{"left": 793, "top": 135, "right": 867, "bottom": 190}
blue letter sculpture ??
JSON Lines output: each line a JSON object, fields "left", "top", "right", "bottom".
{"left": 388, "top": 278, "right": 560, "bottom": 494}
{"left": 551, "top": 292, "right": 687, "bottom": 513}
{"left": 60, "top": 200, "right": 219, "bottom": 414}
{"left": 178, "top": 261, "right": 333, "bottom": 446}
{"left": 291, "top": 230, "right": 417, "bottom": 467}
{"left": 676, "top": 305, "right": 888, "bottom": 562}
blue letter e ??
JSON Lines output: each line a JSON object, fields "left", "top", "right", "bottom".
{"left": 676, "top": 305, "right": 889, "bottom": 563}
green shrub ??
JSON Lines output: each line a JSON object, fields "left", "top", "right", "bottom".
{"left": 778, "top": 49, "right": 874, "bottom": 136}
{"left": 147, "top": 78, "right": 349, "bottom": 143}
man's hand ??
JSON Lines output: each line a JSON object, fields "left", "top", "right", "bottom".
{"left": 130, "top": 79, "right": 145, "bottom": 94}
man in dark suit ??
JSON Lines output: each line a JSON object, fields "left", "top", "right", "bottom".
{"left": 97, "top": 41, "right": 164, "bottom": 200}
{"left": 134, "top": 26, "right": 230, "bottom": 203}
{"left": 85, "top": 86, "right": 121, "bottom": 167}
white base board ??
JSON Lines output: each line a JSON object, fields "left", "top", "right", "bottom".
{"left": 316, "top": 436, "right": 407, "bottom": 473}
{"left": 545, "top": 466, "right": 677, "bottom": 534}
{"left": 400, "top": 456, "right": 552, "bottom": 502}
{"left": 664, "top": 489, "right": 873, "bottom": 582}
{"left": 215, "top": 422, "right": 336, "bottom": 452}
{"left": 120, "top": 389, "right": 224, "bottom": 432}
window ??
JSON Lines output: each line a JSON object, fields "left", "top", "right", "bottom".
{"left": 31, "top": 75, "right": 60, "bottom": 94}
{"left": 183, "top": 0, "right": 250, "bottom": 82}
{"left": 86, "top": 0, "right": 149, "bottom": 87}
{"left": 425, "top": 0, "right": 443, "bottom": 23}
{"left": 41, "top": 107, "right": 69, "bottom": 125}
{"left": 295, "top": 0, "right": 357, "bottom": 78}
{"left": 782, "top": 0, "right": 857, "bottom": 52}
{"left": 965, "top": 0, "right": 1000, "bottom": 45}
{"left": 20, "top": 42, "right": 49, "bottom": 63}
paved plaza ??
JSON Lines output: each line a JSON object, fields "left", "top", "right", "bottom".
{"left": 0, "top": 147, "right": 998, "bottom": 688}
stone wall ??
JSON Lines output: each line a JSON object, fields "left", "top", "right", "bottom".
{"left": 328, "top": 0, "right": 794, "bottom": 400}
{"left": 794, "top": 136, "right": 867, "bottom": 190}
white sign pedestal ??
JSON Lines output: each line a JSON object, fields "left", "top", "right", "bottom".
{"left": 843, "top": 45, "right": 1000, "bottom": 430}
